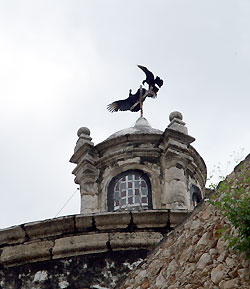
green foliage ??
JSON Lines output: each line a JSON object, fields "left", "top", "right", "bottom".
{"left": 209, "top": 162, "right": 250, "bottom": 259}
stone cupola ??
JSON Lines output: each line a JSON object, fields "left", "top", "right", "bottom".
{"left": 70, "top": 112, "right": 207, "bottom": 214}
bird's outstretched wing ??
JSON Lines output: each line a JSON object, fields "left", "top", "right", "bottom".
{"left": 107, "top": 98, "right": 134, "bottom": 112}
{"left": 107, "top": 88, "right": 147, "bottom": 113}
{"left": 137, "top": 65, "right": 154, "bottom": 86}
{"left": 138, "top": 65, "right": 154, "bottom": 79}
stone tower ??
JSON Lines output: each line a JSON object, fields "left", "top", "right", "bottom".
{"left": 0, "top": 111, "right": 208, "bottom": 289}
{"left": 70, "top": 111, "right": 206, "bottom": 215}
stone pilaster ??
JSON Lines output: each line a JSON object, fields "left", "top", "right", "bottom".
{"left": 70, "top": 127, "right": 99, "bottom": 214}
{"left": 161, "top": 112, "right": 195, "bottom": 210}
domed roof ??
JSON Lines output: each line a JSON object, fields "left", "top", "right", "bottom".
{"left": 106, "top": 117, "right": 163, "bottom": 141}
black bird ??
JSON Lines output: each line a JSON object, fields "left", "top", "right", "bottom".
{"left": 107, "top": 88, "right": 147, "bottom": 112}
{"left": 137, "top": 65, "right": 163, "bottom": 93}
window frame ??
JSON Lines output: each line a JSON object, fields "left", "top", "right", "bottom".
{"left": 107, "top": 169, "right": 153, "bottom": 212}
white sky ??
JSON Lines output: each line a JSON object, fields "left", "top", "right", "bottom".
{"left": 0, "top": 0, "right": 249, "bottom": 228}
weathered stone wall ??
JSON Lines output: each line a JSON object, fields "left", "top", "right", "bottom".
{"left": 0, "top": 250, "right": 147, "bottom": 289}
{"left": 0, "top": 209, "right": 188, "bottom": 288}
{"left": 116, "top": 157, "right": 250, "bottom": 289}
{"left": 117, "top": 202, "right": 249, "bottom": 289}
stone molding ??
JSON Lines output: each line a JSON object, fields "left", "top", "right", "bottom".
{"left": 0, "top": 210, "right": 190, "bottom": 267}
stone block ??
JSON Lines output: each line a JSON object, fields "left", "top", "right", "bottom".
{"left": 53, "top": 233, "right": 109, "bottom": 259}
{"left": 165, "top": 166, "right": 185, "bottom": 182}
{"left": 163, "top": 259, "right": 178, "bottom": 279}
{"left": 109, "top": 231, "right": 162, "bottom": 251}
{"left": 75, "top": 214, "right": 93, "bottom": 231}
{"left": 190, "top": 219, "right": 201, "bottom": 232}
{"left": 24, "top": 216, "right": 75, "bottom": 240}
{"left": 201, "top": 264, "right": 212, "bottom": 277}
{"left": 81, "top": 208, "right": 99, "bottom": 214}
{"left": 201, "top": 205, "right": 213, "bottom": 221}
{"left": 132, "top": 211, "right": 169, "bottom": 228}
{"left": 169, "top": 210, "right": 189, "bottom": 227}
{"left": 0, "top": 240, "right": 53, "bottom": 267}
{"left": 182, "top": 263, "right": 195, "bottom": 276}
{"left": 80, "top": 178, "right": 98, "bottom": 195}
{"left": 180, "top": 245, "right": 193, "bottom": 263}
{"left": 197, "top": 230, "right": 216, "bottom": 249}
{"left": 0, "top": 226, "right": 26, "bottom": 246}
{"left": 94, "top": 212, "right": 131, "bottom": 230}
{"left": 33, "top": 270, "right": 48, "bottom": 282}
{"left": 197, "top": 232, "right": 208, "bottom": 247}
{"left": 155, "top": 271, "right": 167, "bottom": 287}
{"left": 197, "top": 253, "right": 212, "bottom": 270}
{"left": 237, "top": 268, "right": 249, "bottom": 279}
{"left": 219, "top": 278, "right": 238, "bottom": 289}
{"left": 225, "top": 257, "right": 236, "bottom": 269}
{"left": 163, "top": 180, "right": 188, "bottom": 209}
{"left": 81, "top": 194, "right": 98, "bottom": 211}
{"left": 192, "top": 234, "right": 200, "bottom": 245}
{"left": 211, "top": 264, "right": 225, "bottom": 284}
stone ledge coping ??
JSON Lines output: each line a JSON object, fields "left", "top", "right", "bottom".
{"left": 0, "top": 209, "right": 190, "bottom": 267}
{"left": 0, "top": 210, "right": 190, "bottom": 247}
{"left": 0, "top": 231, "right": 164, "bottom": 267}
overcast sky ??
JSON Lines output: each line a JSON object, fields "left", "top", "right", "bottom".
{"left": 0, "top": 0, "right": 249, "bottom": 229}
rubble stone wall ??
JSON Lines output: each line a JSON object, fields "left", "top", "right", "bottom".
{"left": 117, "top": 156, "right": 250, "bottom": 289}
{"left": 117, "top": 201, "right": 249, "bottom": 289}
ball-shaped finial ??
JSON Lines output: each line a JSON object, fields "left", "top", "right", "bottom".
{"left": 77, "top": 127, "right": 90, "bottom": 137}
{"left": 169, "top": 111, "right": 183, "bottom": 122}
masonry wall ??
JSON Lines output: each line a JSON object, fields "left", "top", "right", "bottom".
{"left": 117, "top": 203, "right": 249, "bottom": 289}
{"left": 0, "top": 250, "right": 147, "bottom": 289}
{"left": 117, "top": 156, "right": 250, "bottom": 289}
{"left": 0, "top": 210, "right": 188, "bottom": 289}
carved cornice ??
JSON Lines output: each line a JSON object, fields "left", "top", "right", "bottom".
{"left": 0, "top": 210, "right": 190, "bottom": 268}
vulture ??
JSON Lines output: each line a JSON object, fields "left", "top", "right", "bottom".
{"left": 137, "top": 65, "right": 163, "bottom": 94}
{"left": 107, "top": 65, "right": 164, "bottom": 114}
{"left": 107, "top": 88, "right": 148, "bottom": 112}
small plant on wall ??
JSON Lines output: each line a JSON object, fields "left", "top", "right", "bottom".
{"left": 209, "top": 156, "right": 250, "bottom": 259}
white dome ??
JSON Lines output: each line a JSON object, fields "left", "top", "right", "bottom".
{"left": 106, "top": 117, "right": 163, "bottom": 141}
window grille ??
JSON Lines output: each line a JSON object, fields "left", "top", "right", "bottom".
{"left": 108, "top": 170, "right": 152, "bottom": 211}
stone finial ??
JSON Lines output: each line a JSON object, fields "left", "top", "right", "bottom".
{"left": 74, "top": 127, "right": 93, "bottom": 152}
{"left": 168, "top": 111, "right": 188, "bottom": 134}
{"left": 134, "top": 117, "right": 152, "bottom": 129}
{"left": 169, "top": 111, "right": 183, "bottom": 122}
{"left": 77, "top": 127, "right": 90, "bottom": 137}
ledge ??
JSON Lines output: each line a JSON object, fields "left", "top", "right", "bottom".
{"left": 0, "top": 209, "right": 190, "bottom": 267}
{"left": 24, "top": 215, "right": 75, "bottom": 240}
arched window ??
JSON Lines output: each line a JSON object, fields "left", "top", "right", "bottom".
{"left": 190, "top": 184, "right": 202, "bottom": 207}
{"left": 107, "top": 170, "right": 152, "bottom": 212}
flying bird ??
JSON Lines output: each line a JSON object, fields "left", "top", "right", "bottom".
{"left": 137, "top": 65, "right": 163, "bottom": 94}
{"left": 107, "top": 88, "right": 147, "bottom": 112}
